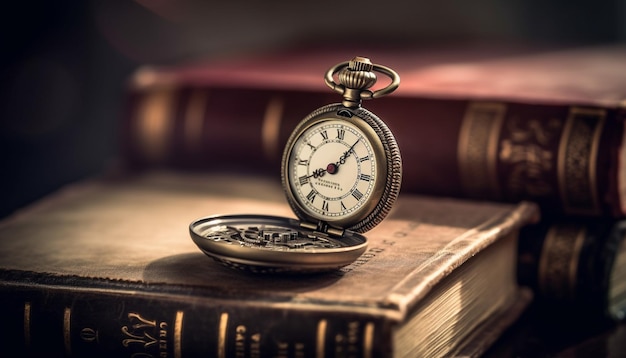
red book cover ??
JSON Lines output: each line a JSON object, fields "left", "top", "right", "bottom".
{"left": 120, "top": 43, "right": 626, "bottom": 217}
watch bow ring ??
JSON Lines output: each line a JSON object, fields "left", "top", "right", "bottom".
{"left": 324, "top": 57, "right": 401, "bottom": 104}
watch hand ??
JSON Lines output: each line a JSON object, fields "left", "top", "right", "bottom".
{"left": 310, "top": 167, "right": 327, "bottom": 179}
{"left": 329, "top": 139, "right": 359, "bottom": 174}
{"left": 337, "top": 140, "right": 359, "bottom": 166}
{"left": 308, "top": 139, "right": 360, "bottom": 178}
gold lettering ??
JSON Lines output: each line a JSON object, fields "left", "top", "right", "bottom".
{"left": 159, "top": 321, "right": 169, "bottom": 357}
{"left": 348, "top": 321, "right": 359, "bottom": 345}
{"left": 80, "top": 327, "right": 99, "bottom": 343}
{"left": 276, "top": 342, "right": 289, "bottom": 358}
{"left": 335, "top": 334, "right": 345, "bottom": 355}
{"left": 235, "top": 325, "right": 246, "bottom": 358}
{"left": 250, "top": 332, "right": 261, "bottom": 358}
{"left": 346, "top": 322, "right": 360, "bottom": 354}
{"left": 120, "top": 312, "right": 170, "bottom": 358}
{"left": 128, "top": 313, "right": 157, "bottom": 329}
{"left": 335, "top": 321, "right": 374, "bottom": 357}
{"left": 294, "top": 342, "right": 306, "bottom": 358}
{"left": 121, "top": 326, "right": 157, "bottom": 348}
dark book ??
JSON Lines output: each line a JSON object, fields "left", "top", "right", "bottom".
{"left": 0, "top": 171, "right": 537, "bottom": 357}
{"left": 479, "top": 218, "right": 626, "bottom": 357}
{"left": 518, "top": 217, "right": 626, "bottom": 323}
{"left": 120, "top": 44, "right": 626, "bottom": 218}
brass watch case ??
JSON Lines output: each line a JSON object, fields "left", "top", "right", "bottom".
{"left": 282, "top": 103, "right": 402, "bottom": 233}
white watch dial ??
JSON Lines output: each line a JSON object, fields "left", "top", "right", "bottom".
{"left": 287, "top": 119, "right": 377, "bottom": 221}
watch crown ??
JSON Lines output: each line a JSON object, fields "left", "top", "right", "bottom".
{"left": 338, "top": 57, "right": 377, "bottom": 91}
{"left": 337, "top": 57, "right": 378, "bottom": 108}
{"left": 349, "top": 57, "right": 374, "bottom": 72}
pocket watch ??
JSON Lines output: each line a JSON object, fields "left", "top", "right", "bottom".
{"left": 190, "top": 57, "right": 402, "bottom": 273}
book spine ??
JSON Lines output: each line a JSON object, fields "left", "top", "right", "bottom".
{"left": 517, "top": 217, "right": 626, "bottom": 323}
{"left": 120, "top": 84, "right": 625, "bottom": 217}
{"left": 1, "top": 282, "right": 392, "bottom": 358}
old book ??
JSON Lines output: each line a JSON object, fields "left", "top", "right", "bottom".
{"left": 0, "top": 171, "right": 537, "bottom": 357}
{"left": 121, "top": 44, "right": 626, "bottom": 217}
{"left": 518, "top": 217, "right": 626, "bottom": 323}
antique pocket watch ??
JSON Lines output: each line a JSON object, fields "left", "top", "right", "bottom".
{"left": 190, "top": 57, "right": 402, "bottom": 273}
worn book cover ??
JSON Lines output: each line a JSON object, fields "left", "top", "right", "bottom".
{"left": 0, "top": 171, "right": 537, "bottom": 357}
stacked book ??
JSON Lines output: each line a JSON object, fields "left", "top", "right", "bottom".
{"left": 0, "top": 43, "right": 624, "bottom": 357}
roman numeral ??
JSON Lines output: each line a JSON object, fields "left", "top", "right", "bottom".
{"left": 341, "top": 201, "right": 347, "bottom": 211}
{"left": 359, "top": 156, "right": 369, "bottom": 163}
{"left": 299, "top": 175, "right": 309, "bottom": 186}
{"left": 359, "top": 174, "right": 371, "bottom": 182}
{"left": 352, "top": 189, "right": 363, "bottom": 201}
{"left": 306, "top": 190, "right": 316, "bottom": 202}
{"left": 336, "top": 129, "right": 345, "bottom": 140}
{"left": 306, "top": 141, "right": 316, "bottom": 150}
{"left": 322, "top": 200, "right": 329, "bottom": 212}
{"left": 298, "top": 159, "right": 309, "bottom": 166}
{"left": 320, "top": 130, "right": 329, "bottom": 140}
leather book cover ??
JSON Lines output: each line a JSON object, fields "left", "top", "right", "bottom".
{"left": 518, "top": 217, "right": 626, "bottom": 323}
{"left": 0, "top": 171, "right": 537, "bottom": 357}
{"left": 120, "top": 44, "right": 626, "bottom": 217}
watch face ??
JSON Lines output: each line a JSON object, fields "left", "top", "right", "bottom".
{"left": 288, "top": 119, "right": 377, "bottom": 220}
{"left": 283, "top": 105, "right": 398, "bottom": 232}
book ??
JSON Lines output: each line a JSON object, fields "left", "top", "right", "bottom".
{"left": 482, "top": 218, "right": 626, "bottom": 357}
{"left": 0, "top": 171, "right": 538, "bottom": 357}
{"left": 518, "top": 217, "right": 626, "bottom": 323}
{"left": 120, "top": 44, "right": 626, "bottom": 217}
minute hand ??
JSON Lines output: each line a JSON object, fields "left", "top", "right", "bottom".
{"left": 336, "top": 139, "right": 360, "bottom": 166}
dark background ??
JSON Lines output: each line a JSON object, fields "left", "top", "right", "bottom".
{"left": 1, "top": 0, "right": 625, "bottom": 218}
